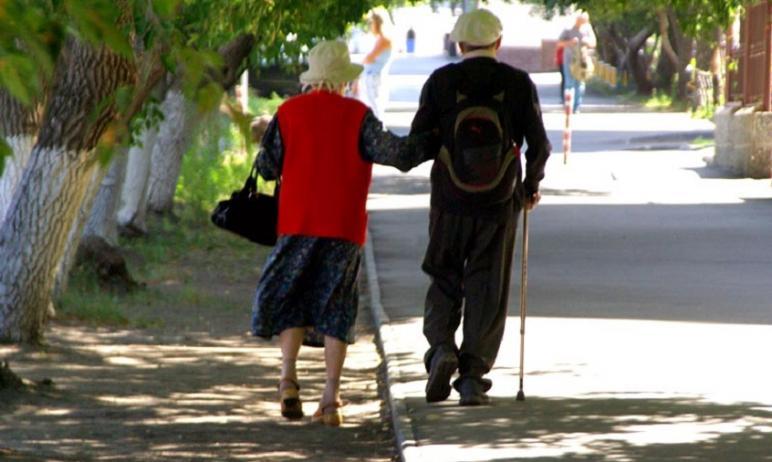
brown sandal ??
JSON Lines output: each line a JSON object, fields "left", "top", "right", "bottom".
{"left": 312, "top": 401, "right": 343, "bottom": 427}
{"left": 278, "top": 378, "right": 303, "bottom": 420}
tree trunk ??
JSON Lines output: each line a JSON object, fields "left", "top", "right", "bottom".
{"left": 54, "top": 152, "right": 135, "bottom": 301}
{"left": 145, "top": 86, "right": 198, "bottom": 215}
{"left": 52, "top": 165, "right": 104, "bottom": 301}
{"left": 711, "top": 27, "right": 724, "bottom": 105}
{"left": 0, "top": 90, "right": 40, "bottom": 224}
{"left": 145, "top": 33, "right": 255, "bottom": 216}
{"left": 0, "top": 37, "right": 136, "bottom": 343}
{"left": 84, "top": 152, "right": 128, "bottom": 246}
{"left": 627, "top": 27, "right": 655, "bottom": 96}
{"left": 117, "top": 126, "right": 158, "bottom": 235}
{"left": 658, "top": 8, "right": 693, "bottom": 100}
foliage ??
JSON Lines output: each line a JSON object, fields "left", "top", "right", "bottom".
{"left": 174, "top": 94, "right": 283, "bottom": 222}
{"left": 175, "top": 112, "right": 251, "bottom": 220}
{"left": 528, "top": 0, "right": 742, "bottom": 47}
{"left": 248, "top": 92, "right": 284, "bottom": 117}
{"left": 0, "top": 0, "right": 403, "bottom": 171}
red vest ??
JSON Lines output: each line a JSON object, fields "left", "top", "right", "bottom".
{"left": 276, "top": 91, "right": 372, "bottom": 246}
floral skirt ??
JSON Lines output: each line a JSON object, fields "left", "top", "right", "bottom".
{"left": 251, "top": 235, "right": 361, "bottom": 346}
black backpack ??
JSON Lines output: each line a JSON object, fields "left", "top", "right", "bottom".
{"left": 438, "top": 66, "right": 517, "bottom": 204}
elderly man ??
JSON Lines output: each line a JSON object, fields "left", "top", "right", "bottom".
{"left": 409, "top": 9, "right": 551, "bottom": 405}
{"left": 558, "top": 12, "right": 597, "bottom": 113}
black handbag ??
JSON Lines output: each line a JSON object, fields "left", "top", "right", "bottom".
{"left": 210, "top": 165, "right": 278, "bottom": 246}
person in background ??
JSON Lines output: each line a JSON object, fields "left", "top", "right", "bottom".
{"left": 251, "top": 40, "right": 435, "bottom": 427}
{"left": 361, "top": 13, "right": 392, "bottom": 118}
{"left": 557, "top": 12, "right": 596, "bottom": 113}
{"left": 555, "top": 41, "right": 565, "bottom": 104}
{"left": 409, "top": 9, "right": 550, "bottom": 406}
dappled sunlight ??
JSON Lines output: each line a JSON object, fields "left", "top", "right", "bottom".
{"left": 1, "top": 316, "right": 392, "bottom": 460}
{"left": 97, "top": 394, "right": 162, "bottom": 406}
{"left": 378, "top": 315, "right": 772, "bottom": 460}
{"left": 404, "top": 396, "right": 772, "bottom": 461}
{"left": 106, "top": 355, "right": 154, "bottom": 367}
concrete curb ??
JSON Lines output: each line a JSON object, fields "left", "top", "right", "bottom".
{"left": 364, "top": 231, "right": 423, "bottom": 462}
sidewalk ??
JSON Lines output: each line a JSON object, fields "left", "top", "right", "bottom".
{"left": 366, "top": 103, "right": 772, "bottom": 460}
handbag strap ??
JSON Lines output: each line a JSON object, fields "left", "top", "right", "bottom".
{"left": 250, "top": 147, "right": 281, "bottom": 192}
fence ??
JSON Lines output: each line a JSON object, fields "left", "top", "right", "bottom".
{"left": 591, "top": 58, "right": 629, "bottom": 89}
{"left": 726, "top": 0, "right": 771, "bottom": 111}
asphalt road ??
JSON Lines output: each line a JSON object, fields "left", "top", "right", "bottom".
{"left": 366, "top": 52, "right": 772, "bottom": 462}
{"left": 371, "top": 54, "right": 772, "bottom": 327}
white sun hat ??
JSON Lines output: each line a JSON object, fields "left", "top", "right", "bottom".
{"left": 449, "top": 9, "right": 503, "bottom": 46}
{"left": 299, "top": 40, "right": 364, "bottom": 86}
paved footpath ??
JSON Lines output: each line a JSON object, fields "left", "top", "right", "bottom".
{"left": 366, "top": 56, "right": 772, "bottom": 462}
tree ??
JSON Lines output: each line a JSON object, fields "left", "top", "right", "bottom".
{"left": 525, "top": 0, "right": 742, "bottom": 98}
{"left": 0, "top": 0, "right": 398, "bottom": 343}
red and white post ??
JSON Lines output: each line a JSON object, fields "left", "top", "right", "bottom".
{"left": 563, "top": 89, "right": 573, "bottom": 165}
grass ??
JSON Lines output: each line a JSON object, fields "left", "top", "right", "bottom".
{"left": 588, "top": 78, "right": 717, "bottom": 120}
{"left": 57, "top": 269, "right": 162, "bottom": 328}
{"left": 56, "top": 95, "right": 281, "bottom": 328}
{"left": 57, "top": 214, "right": 263, "bottom": 328}
{"left": 690, "top": 136, "right": 715, "bottom": 149}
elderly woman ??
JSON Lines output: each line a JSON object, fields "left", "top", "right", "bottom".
{"left": 252, "top": 40, "right": 434, "bottom": 426}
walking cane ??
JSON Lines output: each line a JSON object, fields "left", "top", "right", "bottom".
{"left": 516, "top": 207, "right": 529, "bottom": 401}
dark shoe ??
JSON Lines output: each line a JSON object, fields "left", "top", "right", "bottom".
{"left": 455, "top": 377, "right": 491, "bottom": 406}
{"left": 425, "top": 350, "right": 458, "bottom": 403}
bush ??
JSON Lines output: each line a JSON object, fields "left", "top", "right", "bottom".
{"left": 175, "top": 94, "right": 284, "bottom": 222}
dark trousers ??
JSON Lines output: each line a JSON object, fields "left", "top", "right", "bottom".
{"left": 422, "top": 205, "right": 519, "bottom": 380}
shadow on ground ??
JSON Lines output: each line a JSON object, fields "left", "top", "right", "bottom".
{"left": 406, "top": 396, "right": 772, "bottom": 461}
{"left": 0, "top": 321, "right": 393, "bottom": 461}
{"left": 0, "top": 257, "right": 395, "bottom": 461}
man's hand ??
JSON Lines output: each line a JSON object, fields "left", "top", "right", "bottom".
{"left": 525, "top": 191, "right": 541, "bottom": 211}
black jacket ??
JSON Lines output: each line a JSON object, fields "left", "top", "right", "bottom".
{"left": 410, "top": 56, "right": 551, "bottom": 217}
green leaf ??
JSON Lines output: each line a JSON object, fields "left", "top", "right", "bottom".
{"left": 0, "top": 59, "right": 32, "bottom": 106}
{"left": 195, "top": 81, "right": 223, "bottom": 113}
{"left": 114, "top": 84, "right": 134, "bottom": 114}
{"left": 0, "top": 138, "right": 11, "bottom": 177}
{"left": 153, "top": 0, "right": 181, "bottom": 18}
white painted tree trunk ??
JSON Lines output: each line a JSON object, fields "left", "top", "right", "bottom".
{"left": 52, "top": 165, "right": 104, "bottom": 301}
{"left": 1, "top": 148, "right": 101, "bottom": 341}
{"left": 0, "top": 37, "right": 135, "bottom": 343}
{"left": 143, "top": 34, "right": 256, "bottom": 216}
{"left": 84, "top": 152, "right": 127, "bottom": 246}
{"left": 0, "top": 135, "right": 35, "bottom": 225}
{"left": 145, "top": 88, "right": 198, "bottom": 214}
{"left": 0, "top": 89, "right": 40, "bottom": 226}
{"left": 52, "top": 151, "right": 126, "bottom": 300}
{"left": 117, "top": 127, "right": 157, "bottom": 234}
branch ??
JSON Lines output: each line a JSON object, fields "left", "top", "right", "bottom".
{"left": 630, "top": 26, "right": 654, "bottom": 52}
{"left": 657, "top": 8, "right": 680, "bottom": 69}
{"left": 214, "top": 33, "right": 256, "bottom": 90}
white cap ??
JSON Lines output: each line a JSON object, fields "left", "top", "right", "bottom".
{"left": 300, "top": 41, "right": 363, "bottom": 86}
{"left": 449, "top": 9, "right": 502, "bottom": 47}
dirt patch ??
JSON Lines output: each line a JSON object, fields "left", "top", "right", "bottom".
{"left": 0, "top": 234, "right": 396, "bottom": 461}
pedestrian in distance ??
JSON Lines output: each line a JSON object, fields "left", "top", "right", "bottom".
{"left": 558, "top": 12, "right": 597, "bottom": 113}
{"left": 555, "top": 41, "right": 566, "bottom": 104}
{"left": 409, "top": 9, "right": 551, "bottom": 406}
{"left": 361, "top": 12, "right": 393, "bottom": 118}
{"left": 251, "top": 40, "right": 436, "bottom": 426}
